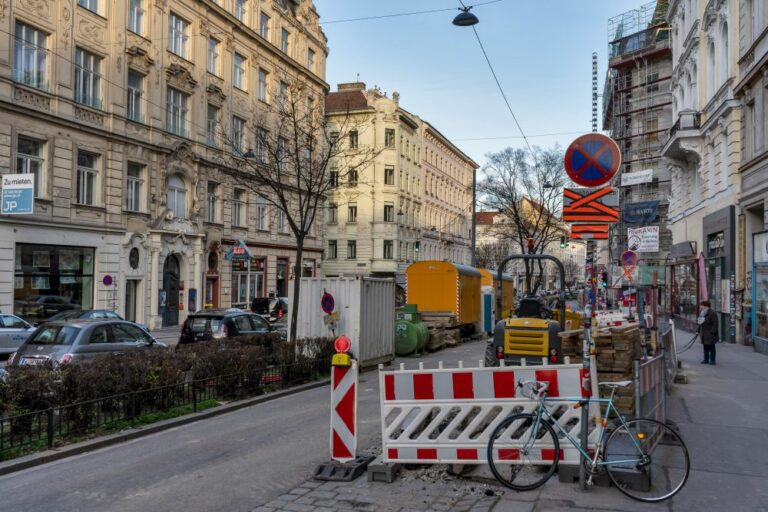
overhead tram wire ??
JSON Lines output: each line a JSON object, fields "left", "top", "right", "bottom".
{"left": 320, "top": 1, "right": 503, "bottom": 25}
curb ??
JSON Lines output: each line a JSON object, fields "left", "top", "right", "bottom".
{"left": 0, "top": 377, "right": 330, "bottom": 477}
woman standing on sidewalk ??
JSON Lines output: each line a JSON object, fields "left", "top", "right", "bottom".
{"left": 698, "top": 300, "right": 719, "bottom": 365}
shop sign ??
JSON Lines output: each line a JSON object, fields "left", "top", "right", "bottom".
{"left": 225, "top": 240, "right": 253, "bottom": 261}
{"left": 1, "top": 173, "right": 35, "bottom": 215}
{"left": 628, "top": 226, "right": 659, "bottom": 252}
{"left": 707, "top": 232, "right": 725, "bottom": 258}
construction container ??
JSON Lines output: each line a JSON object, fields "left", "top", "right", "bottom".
{"left": 288, "top": 276, "right": 395, "bottom": 368}
{"left": 395, "top": 305, "right": 429, "bottom": 356}
{"left": 479, "top": 269, "right": 516, "bottom": 319}
{"left": 405, "top": 261, "right": 481, "bottom": 327}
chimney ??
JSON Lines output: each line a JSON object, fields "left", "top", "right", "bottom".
{"left": 337, "top": 82, "right": 366, "bottom": 92}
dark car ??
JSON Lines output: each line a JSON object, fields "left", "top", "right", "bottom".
{"left": 250, "top": 297, "right": 288, "bottom": 322}
{"left": 48, "top": 309, "right": 123, "bottom": 322}
{"left": 179, "top": 309, "right": 275, "bottom": 346}
{"left": 14, "top": 295, "right": 80, "bottom": 323}
{"left": 7, "top": 319, "right": 167, "bottom": 368}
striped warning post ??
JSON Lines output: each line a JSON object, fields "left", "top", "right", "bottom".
{"left": 330, "top": 360, "right": 358, "bottom": 463}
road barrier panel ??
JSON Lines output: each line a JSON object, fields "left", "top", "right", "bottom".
{"left": 379, "top": 360, "right": 600, "bottom": 465}
{"left": 634, "top": 354, "right": 666, "bottom": 424}
{"left": 330, "top": 360, "right": 358, "bottom": 463}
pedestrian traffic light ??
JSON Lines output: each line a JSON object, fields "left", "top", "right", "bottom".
{"left": 601, "top": 271, "right": 608, "bottom": 288}
{"left": 560, "top": 236, "right": 567, "bottom": 248}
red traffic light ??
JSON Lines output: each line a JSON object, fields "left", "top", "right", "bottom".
{"left": 334, "top": 335, "right": 351, "bottom": 354}
{"left": 527, "top": 238, "right": 535, "bottom": 251}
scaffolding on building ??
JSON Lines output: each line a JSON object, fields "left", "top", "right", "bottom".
{"left": 603, "top": 0, "right": 673, "bottom": 268}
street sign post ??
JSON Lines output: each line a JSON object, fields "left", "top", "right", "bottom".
{"left": 1, "top": 173, "right": 35, "bottom": 215}
{"left": 564, "top": 134, "right": 621, "bottom": 187}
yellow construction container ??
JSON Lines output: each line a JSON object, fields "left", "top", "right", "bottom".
{"left": 479, "top": 269, "right": 516, "bottom": 319}
{"left": 406, "top": 261, "right": 481, "bottom": 326}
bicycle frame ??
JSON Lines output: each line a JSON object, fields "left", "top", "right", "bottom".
{"left": 523, "top": 394, "right": 647, "bottom": 469}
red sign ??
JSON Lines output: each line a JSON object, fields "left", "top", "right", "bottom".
{"left": 564, "top": 134, "right": 621, "bottom": 187}
{"left": 562, "top": 188, "right": 619, "bottom": 223}
{"left": 570, "top": 225, "right": 610, "bottom": 239}
{"left": 334, "top": 335, "right": 351, "bottom": 354}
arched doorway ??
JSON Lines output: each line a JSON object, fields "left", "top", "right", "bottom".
{"left": 163, "top": 254, "right": 180, "bottom": 326}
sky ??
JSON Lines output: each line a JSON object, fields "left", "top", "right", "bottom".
{"left": 314, "top": 0, "right": 647, "bottom": 165}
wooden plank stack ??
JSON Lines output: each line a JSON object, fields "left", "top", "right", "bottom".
{"left": 557, "top": 324, "right": 642, "bottom": 414}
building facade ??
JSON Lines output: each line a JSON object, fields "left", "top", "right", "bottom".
{"left": 323, "top": 83, "right": 477, "bottom": 282}
{"left": 734, "top": 0, "right": 768, "bottom": 351}
{"left": 0, "top": 0, "right": 328, "bottom": 329}
{"left": 661, "top": 0, "right": 743, "bottom": 337}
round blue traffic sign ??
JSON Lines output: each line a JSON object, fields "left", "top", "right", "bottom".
{"left": 103, "top": 275, "right": 113, "bottom": 287}
{"left": 564, "top": 134, "right": 621, "bottom": 187}
{"left": 321, "top": 292, "right": 335, "bottom": 314}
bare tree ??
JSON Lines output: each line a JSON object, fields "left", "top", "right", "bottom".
{"left": 478, "top": 146, "right": 568, "bottom": 295}
{"left": 219, "top": 78, "right": 379, "bottom": 341}
{"left": 475, "top": 240, "right": 514, "bottom": 270}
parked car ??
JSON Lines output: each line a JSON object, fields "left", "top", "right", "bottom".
{"left": 250, "top": 297, "right": 288, "bottom": 323}
{"left": 179, "top": 309, "right": 276, "bottom": 346}
{"left": 0, "top": 314, "right": 37, "bottom": 357}
{"left": 7, "top": 319, "right": 167, "bottom": 368}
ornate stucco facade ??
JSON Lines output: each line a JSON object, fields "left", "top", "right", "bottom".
{"left": 0, "top": 0, "right": 328, "bottom": 329}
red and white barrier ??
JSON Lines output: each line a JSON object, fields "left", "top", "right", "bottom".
{"left": 379, "top": 360, "right": 600, "bottom": 465}
{"left": 330, "top": 361, "right": 358, "bottom": 462}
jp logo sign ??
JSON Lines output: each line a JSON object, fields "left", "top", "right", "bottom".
{"left": 2, "top": 173, "right": 35, "bottom": 215}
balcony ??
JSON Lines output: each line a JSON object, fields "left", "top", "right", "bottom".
{"left": 661, "top": 110, "right": 703, "bottom": 163}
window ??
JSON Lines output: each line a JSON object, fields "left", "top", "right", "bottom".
{"left": 383, "top": 240, "right": 394, "bottom": 260}
{"left": 384, "top": 166, "right": 394, "bottom": 185}
{"left": 16, "top": 137, "right": 44, "bottom": 198}
{"left": 129, "top": 0, "right": 144, "bottom": 34}
{"left": 206, "top": 104, "right": 218, "bottom": 145}
{"left": 256, "top": 195, "right": 267, "bottom": 229}
{"left": 256, "top": 127, "right": 268, "bottom": 163}
{"left": 307, "top": 48, "right": 315, "bottom": 70}
{"left": 167, "top": 175, "right": 186, "bottom": 219}
{"left": 233, "top": 52, "right": 246, "bottom": 90}
{"left": 347, "top": 240, "right": 357, "bottom": 259}
{"left": 168, "top": 14, "right": 189, "bottom": 57}
{"left": 348, "top": 169, "right": 358, "bottom": 187}
{"left": 232, "top": 116, "right": 246, "bottom": 153}
{"left": 207, "top": 38, "right": 219, "bottom": 75}
{"left": 385, "top": 128, "right": 395, "bottom": 148}
{"left": 280, "top": 28, "right": 289, "bottom": 53}
{"left": 235, "top": 0, "right": 246, "bottom": 22}
{"left": 112, "top": 323, "right": 151, "bottom": 344}
{"left": 76, "top": 151, "right": 98, "bottom": 205}
{"left": 89, "top": 325, "right": 110, "bottom": 344}
{"left": 207, "top": 182, "right": 219, "bottom": 223}
{"left": 349, "top": 130, "right": 358, "bottom": 149}
{"left": 14, "top": 22, "right": 47, "bottom": 90}
{"left": 328, "top": 203, "right": 337, "bottom": 223}
{"left": 277, "top": 209, "right": 288, "bottom": 233}
{"left": 279, "top": 80, "right": 288, "bottom": 111}
{"left": 233, "top": 189, "right": 245, "bottom": 227}
{"left": 125, "top": 162, "right": 144, "bottom": 212}
{"left": 78, "top": 0, "right": 98, "bottom": 13}
{"left": 74, "top": 48, "right": 101, "bottom": 108}
{"left": 277, "top": 136, "right": 287, "bottom": 161}
{"left": 259, "top": 12, "right": 270, "bottom": 40}
{"left": 166, "top": 87, "right": 188, "bottom": 136}
{"left": 328, "top": 240, "right": 337, "bottom": 259}
{"left": 329, "top": 170, "right": 339, "bottom": 187}
{"left": 126, "top": 70, "right": 143, "bottom": 122}
{"left": 347, "top": 203, "right": 357, "bottom": 223}
{"left": 384, "top": 202, "right": 394, "bottom": 222}
{"left": 258, "top": 68, "right": 268, "bottom": 101}
{"left": 330, "top": 131, "right": 339, "bottom": 144}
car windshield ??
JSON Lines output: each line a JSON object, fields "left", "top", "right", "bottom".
{"left": 27, "top": 325, "right": 80, "bottom": 345}
{"left": 187, "top": 317, "right": 223, "bottom": 333}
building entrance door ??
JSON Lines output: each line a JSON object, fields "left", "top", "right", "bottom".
{"left": 163, "top": 255, "right": 180, "bottom": 326}
{"left": 125, "top": 280, "right": 139, "bottom": 322}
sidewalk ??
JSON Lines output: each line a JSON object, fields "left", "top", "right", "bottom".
{"left": 252, "top": 328, "right": 768, "bottom": 512}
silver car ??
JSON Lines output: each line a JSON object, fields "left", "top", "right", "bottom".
{"left": 0, "top": 314, "right": 36, "bottom": 356}
{"left": 8, "top": 319, "right": 167, "bottom": 367}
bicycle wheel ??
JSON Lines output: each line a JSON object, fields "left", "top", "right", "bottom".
{"left": 486, "top": 413, "right": 560, "bottom": 491}
{"left": 604, "top": 418, "right": 689, "bottom": 502}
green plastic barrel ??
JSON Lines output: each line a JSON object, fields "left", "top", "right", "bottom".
{"left": 395, "top": 319, "right": 429, "bottom": 356}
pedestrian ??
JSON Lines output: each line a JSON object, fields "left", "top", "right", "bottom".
{"left": 697, "top": 300, "right": 718, "bottom": 365}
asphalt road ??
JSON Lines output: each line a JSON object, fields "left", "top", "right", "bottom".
{"left": 0, "top": 340, "right": 488, "bottom": 512}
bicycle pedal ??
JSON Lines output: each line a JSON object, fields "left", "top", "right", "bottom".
{"left": 586, "top": 476, "right": 595, "bottom": 486}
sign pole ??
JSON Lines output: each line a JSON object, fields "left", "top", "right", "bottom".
{"left": 579, "top": 240, "right": 596, "bottom": 490}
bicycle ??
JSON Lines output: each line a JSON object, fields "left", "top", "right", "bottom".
{"left": 486, "top": 379, "right": 689, "bottom": 502}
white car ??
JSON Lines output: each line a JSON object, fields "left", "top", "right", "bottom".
{"left": 0, "top": 314, "right": 36, "bottom": 357}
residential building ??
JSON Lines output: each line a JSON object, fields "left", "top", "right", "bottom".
{"left": 735, "top": 0, "right": 768, "bottom": 351}
{"left": 0, "top": 0, "right": 328, "bottom": 329}
{"left": 603, "top": 1, "right": 674, "bottom": 287}
{"left": 661, "top": 0, "right": 742, "bottom": 337}
{"left": 323, "top": 83, "right": 477, "bottom": 283}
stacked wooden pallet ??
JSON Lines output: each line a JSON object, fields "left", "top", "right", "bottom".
{"left": 426, "top": 328, "right": 461, "bottom": 351}
{"left": 557, "top": 325, "right": 641, "bottom": 414}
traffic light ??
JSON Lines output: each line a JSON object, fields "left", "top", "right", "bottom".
{"left": 560, "top": 236, "right": 567, "bottom": 248}
{"left": 601, "top": 271, "right": 609, "bottom": 288}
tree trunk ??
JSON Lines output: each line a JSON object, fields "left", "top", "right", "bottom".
{"left": 289, "top": 240, "right": 305, "bottom": 344}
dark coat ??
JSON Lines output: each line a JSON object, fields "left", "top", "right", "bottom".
{"left": 698, "top": 308, "right": 719, "bottom": 345}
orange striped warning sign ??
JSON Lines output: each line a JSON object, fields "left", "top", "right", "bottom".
{"left": 562, "top": 188, "right": 619, "bottom": 223}
{"left": 570, "top": 224, "right": 610, "bottom": 239}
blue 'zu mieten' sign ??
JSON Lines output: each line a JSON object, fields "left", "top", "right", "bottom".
{"left": 1, "top": 173, "right": 35, "bottom": 215}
